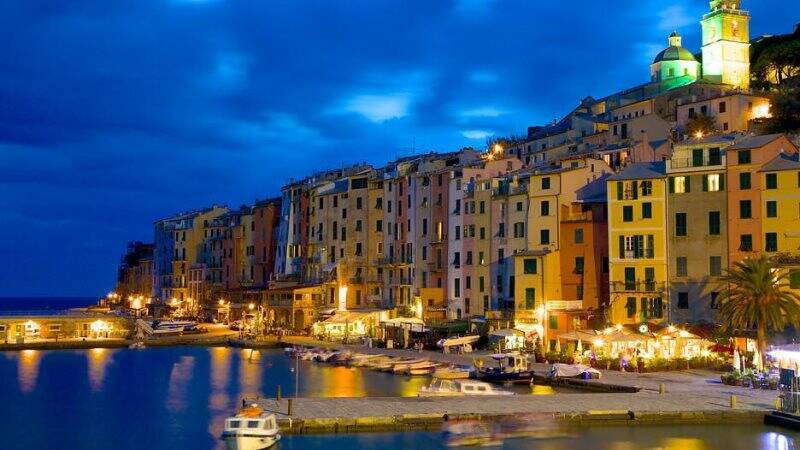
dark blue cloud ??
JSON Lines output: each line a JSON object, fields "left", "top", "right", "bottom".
{"left": 0, "top": 0, "right": 793, "bottom": 296}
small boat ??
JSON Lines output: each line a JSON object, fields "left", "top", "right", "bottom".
{"left": 128, "top": 341, "right": 146, "bottom": 349}
{"left": 433, "top": 366, "right": 472, "bottom": 379}
{"left": 387, "top": 358, "right": 427, "bottom": 373}
{"left": 221, "top": 405, "right": 281, "bottom": 450}
{"left": 349, "top": 354, "right": 382, "bottom": 367}
{"left": 407, "top": 366, "right": 438, "bottom": 376}
{"left": 476, "top": 353, "right": 534, "bottom": 383}
{"left": 151, "top": 320, "right": 195, "bottom": 336}
{"left": 419, "top": 379, "right": 514, "bottom": 397}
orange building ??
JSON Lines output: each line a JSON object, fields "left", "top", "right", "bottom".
{"left": 559, "top": 202, "right": 609, "bottom": 329}
{"left": 726, "top": 134, "right": 797, "bottom": 264}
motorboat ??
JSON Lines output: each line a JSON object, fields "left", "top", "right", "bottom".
{"left": 151, "top": 320, "right": 195, "bottom": 336}
{"left": 476, "top": 353, "right": 534, "bottom": 383}
{"left": 349, "top": 354, "right": 382, "bottom": 367}
{"left": 419, "top": 379, "right": 514, "bottom": 397}
{"left": 391, "top": 359, "right": 430, "bottom": 373}
{"left": 221, "top": 405, "right": 281, "bottom": 450}
{"left": 128, "top": 341, "right": 146, "bottom": 349}
{"left": 433, "top": 366, "right": 472, "bottom": 379}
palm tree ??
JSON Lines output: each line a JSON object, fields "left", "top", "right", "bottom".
{"left": 716, "top": 255, "right": 800, "bottom": 367}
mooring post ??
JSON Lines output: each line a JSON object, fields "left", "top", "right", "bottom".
{"left": 730, "top": 394, "right": 737, "bottom": 409}
{"left": 277, "top": 385, "right": 282, "bottom": 402}
{"left": 659, "top": 383, "right": 666, "bottom": 395}
{"left": 288, "top": 398, "right": 293, "bottom": 416}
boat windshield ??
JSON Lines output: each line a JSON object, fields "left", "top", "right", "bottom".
{"left": 247, "top": 420, "right": 261, "bottom": 429}
{"left": 228, "top": 420, "right": 241, "bottom": 429}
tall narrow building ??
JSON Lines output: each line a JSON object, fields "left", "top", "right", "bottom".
{"left": 701, "top": 0, "right": 750, "bottom": 89}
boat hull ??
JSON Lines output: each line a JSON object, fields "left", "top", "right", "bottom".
{"left": 476, "top": 370, "right": 534, "bottom": 383}
{"left": 222, "top": 433, "right": 280, "bottom": 450}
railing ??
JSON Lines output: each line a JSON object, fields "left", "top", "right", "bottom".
{"left": 563, "top": 212, "right": 590, "bottom": 222}
{"left": 428, "top": 261, "right": 444, "bottom": 271}
{"left": 623, "top": 249, "right": 655, "bottom": 259}
{"left": 610, "top": 280, "right": 665, "bottom": 293}
{"left": 348, "top": 276, "right": 365, "bottom": 285}
{"left": 670, "top": 155, "right": 724, "bottom": 169}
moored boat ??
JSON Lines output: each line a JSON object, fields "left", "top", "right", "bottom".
{"left": 476, "top": 353, "right": 534, "bottom": 383}
{"left": 221, "top": 405, "right": 281, "bottom": 450}
{"left": 433, "top": 366, "right": 472, "bottom": 379}
{"left": 419, "top": 379, "right": 514, "bottom": 397}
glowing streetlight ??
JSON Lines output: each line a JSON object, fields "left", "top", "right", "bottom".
{"left": 248, "top": 303, "right": 255, "bottom": 311}
{"left": 694, "top": 131, "right": 704, "bottom": 140}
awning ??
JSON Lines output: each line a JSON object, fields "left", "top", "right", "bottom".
{"left": 438, "top": 335, "right": 480, "bottom": 347}
{"left": 490, "top": 328, "right": 524, "bottom": 338}
{"left": 322, "top": 311, "right": 371, "bottom": 324}
{"left": 556, "top": 330, "right": 599, "bottom": 341}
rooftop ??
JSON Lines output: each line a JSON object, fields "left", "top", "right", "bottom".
{"left": 727, "top": 133, "right": 785, "bottom": 150}
{"left": 608, "top": 161, "right": 667, "bottom": 181}
{"left": 759, "top": 152, "right": 800, "bottom": 173}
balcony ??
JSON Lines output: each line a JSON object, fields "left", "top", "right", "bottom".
{"left": 375, "top": 256, "right": 411, "bottom": 267}
{"left": 391, "top": 277, "right": 413, "bottom": 286}
{"left": 623, "top": 249, "right": 655, "bottom": 259}
{"left": 427, "top": 261, "right": 444, "bottom": 271}
{"left": 348, "top": 276, "right": 365, "bottom": 285}
{"left": 610, "top": 280, "right": 665, "bottom": 293}
{"left": 668, "top": 154, "right": 726, "bottom": 171}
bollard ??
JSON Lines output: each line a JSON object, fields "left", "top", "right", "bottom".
{"left": 659, "top": 383, "right": 666, "bottom": 395}
{"left": 775, "top": 397, "right": 781, "bottom": 410}
{"left": 730, "top": 394, "right": 737, "bottom": 409}
{"left": 288, "top": 398, "right": 293, "bottom": 416}
{"left": 277, "top": 385, "right": 282, "bottom": 402}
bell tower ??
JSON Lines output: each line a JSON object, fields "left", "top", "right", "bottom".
{"left": 701, "top": 0, "right": 750, "bottom": 89}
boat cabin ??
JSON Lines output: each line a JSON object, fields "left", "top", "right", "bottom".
{"left": 490, "top": 353, "right": 529, "bottom": 372}
{"left": 225, "top": 416, "right": 277, "bottom": 432}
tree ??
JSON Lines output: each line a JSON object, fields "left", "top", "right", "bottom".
{"left": 716, "top": 255, "right": 800, "bottom": 367}
{"left": 764, "top": 82, "right": 800, "bottom": 134}
{"left": 686, "top": 113, "right": 718, "bottom": 137}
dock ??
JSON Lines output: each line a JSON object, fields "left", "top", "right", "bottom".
{"left": 253, "top": 391, "right": 770, "bottom": 434}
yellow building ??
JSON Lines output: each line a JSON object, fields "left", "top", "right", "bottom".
{"left": 758, "top": 150, "right": 800, "bottom": 298}
{"left": 607, "top": 162, "right": 669, "bottom": 325}
{"left": 513, "top": 249, "right": 562, "bottom": 349}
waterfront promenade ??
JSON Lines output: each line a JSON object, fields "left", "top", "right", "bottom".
{"left": 260, "top": 336, "right": 780, "bottom": 433}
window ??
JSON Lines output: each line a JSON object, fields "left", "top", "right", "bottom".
{"left": 765, "top": 232, "right": 778, "bottom": 252}
{"left": 549, "top": 315, "right": 558, "bottom": 330}
{"left": 739, "top": 172, "right": 751, "bottom": 190}
{"left": 675, "top": 213, "right": 687, "bottom": 236}
{"left": 574, "top": 228, "right": 584, "bottom": 244}
{"left": 524, "top": 258, "right": 537, "bottom": 274}
{"left": 640, "top": 181, "right": 653, "bottom": 196}
{"left": 626, "top": 297, "right": 637, "bottom": 318}
{"left": 676, "top": 257, "right": 688, "bottom": 277}
{"left": 376, "top": 220, "right": 383, "bottom": 232}
{"left": 576, "top": 284, "right": 584, "bottom": 300}
{"left": 740, "top": 234, "right": 753, "bottom": 251}
{"left": 671, "top": 176, "right": 689, "bottom": 194}
{"left": 642, "top": 202, "right": 652, "bottom": 219}
{"left": 516, "top": 201, "right": 523, "bottom": 212}
{"left": 541, "top": 177, "right": 550, "bottom": 190}
{"left": 525, "top": 288, "right": 535, "bottom": 310}
{"left": 574, "top": 257, "right": 584, "bottom": 274}
{"left": 540, "top": 201, "right": 550, "bottom": 216}
{"left": 623, "top": 205, "right": 634, "bottom": 222}
{"left": 454, "top": 278, "right": 461, "bottom": 297}
{"left": 790, "top": 271, "right": 800, "bottom": 289}
{"left": 709, "top": 211, "right": 721, "bottom": 235}
{"left": 719, "top": 101, "right": 727, "bottom": 113}
{"left": 540, "top": 229, "right": 550, "bottom": 245}
{"left": 704, "top": 174, "right": 721, "bottom": 192}
{"left": 766, "top": 173, "right": 778, "bottom": 190}
{"left": 692, "top": 148, "right": 703, "bottom": 167}
{"left": 738, "top": 150, "right": 751, "bottom": 165}
{"left": 766, "top": 201, "right": 778, "bottom": 218}
{"left": 710, "top": 292, "right": 720, "bottom": 309}
{"left": 710, "top": 256, "right": 722, "bottom": 276}
{"left": 678, "top": 292, "right": 689, "bottom": 309}
{"left": 740, "top": 200, "right": 752, "bottom": 219}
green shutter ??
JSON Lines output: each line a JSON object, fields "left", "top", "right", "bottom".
{"left": 702, "top": 175, "right": 708, "bottom": 192}
{"left": 668, "top": 177, "right": 674, "bottom": 193}
{"left": 685, "top": 176, "right": 691, "bottom": 193}
{"left": 619, "top": 235, "right": 625, "bottom": 259}
{"left": 720, "top": 173, "right": 725, "bottom": 190}
{"left": 616, "top": 182, "right": 623, "bottom": 200}
{"left": 631, "top": 181, "right": 638, "bottom": 199}
{"left": 647, "top": 235, "right": 654, "bottom": 257}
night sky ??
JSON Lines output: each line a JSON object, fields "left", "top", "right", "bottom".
{"left": 0, "top": 1, "right": 794, "bottom": 297}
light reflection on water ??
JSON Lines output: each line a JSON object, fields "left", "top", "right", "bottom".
{"left": 1, "top": 347, "right": 798, "bottom": 450}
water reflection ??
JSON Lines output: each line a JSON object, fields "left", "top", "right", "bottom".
{"left": 662, "top": 437, "right": 706, "bottom": 449}
{"left": 238, "top": 349, "right": 263, "bottom": 395}
{"left": 18, "top": 349, "right": 40, "bottom": 393}
{"left": 166, "top": 356, "right": 195, "bottom": 412}
{"left": 209, "top": 347, "right": 232, "bottom": 450}
{"left": 87, "top": 348, "right": 111, "bottom": 392}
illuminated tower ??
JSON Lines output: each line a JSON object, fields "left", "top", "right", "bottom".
{"left": 701, "top": 0, "right": 750, "bottom": 90}
{"left": 650, "top": 31, "right": 700, "bottom": 90}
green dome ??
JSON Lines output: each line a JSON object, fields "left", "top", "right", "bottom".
{"left": 653, "top": 46, "right": 697, "bottom": 64}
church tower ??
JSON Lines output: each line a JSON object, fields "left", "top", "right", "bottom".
{"left": 701, "top": 0, "right": 750, "bottom": 90}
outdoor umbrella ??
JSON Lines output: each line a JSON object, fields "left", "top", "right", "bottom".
{"left": 554, "top": 338, "right": 561, "bottom": 353}
{"left": 576, "top": 339, "right": 583, "bottom": 353}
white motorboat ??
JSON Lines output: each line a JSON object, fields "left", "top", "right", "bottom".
{"left": 151, "top": 320, "right": 195, "bottom": 336}
{"left": 221, "top": 405, "right": 281, "bottom": 450}
{"left": 419, "top": 379, "right": 515, "bottom": 397}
